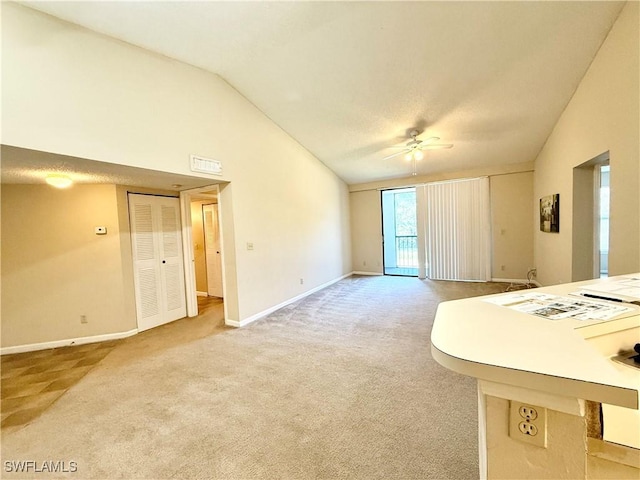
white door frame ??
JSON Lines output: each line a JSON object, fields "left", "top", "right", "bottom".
{"left": 179, "top": 184, "right": 227, "bottom": 319}
{"left": 203, "top": 203, "right": 224, "bottom": 297}
{"left": 592, "top": 165, "right": 602, "bottom": 278}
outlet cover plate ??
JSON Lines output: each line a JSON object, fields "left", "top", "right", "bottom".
{"left": 509, "top": 401, "right": 547, "bottom": 448}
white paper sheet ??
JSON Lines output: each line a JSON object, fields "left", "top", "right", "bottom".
{"left": 484, "top": 292, "right": 634, "bottom": 321}
{"left": 579, "top": 276, "right": 640, "bottom": 302}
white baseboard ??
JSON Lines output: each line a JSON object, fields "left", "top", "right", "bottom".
{"left": 225, "top": 272, "right": 352, "bottom": 328}
{"left": 196, "top": 291, "right": 208, "bottom": 297}
{"left": 492, "top": 277, "right": 541, "bottom": 287}
{"left": 492, "top": 277, "right": 528, "bottom": 283}
{"left": 0, "top": 329, "right": 139, "bottom": 356}
{"left": 352, "top": 271, "right": 383, "bottom": 276}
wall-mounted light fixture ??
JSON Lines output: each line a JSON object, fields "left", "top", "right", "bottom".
{"left": 45, "top": 175, "right": 73, "bottom": 188}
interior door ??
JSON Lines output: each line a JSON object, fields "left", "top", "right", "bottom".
{"left": 203, "top": 203, "right": 223, "bottom": 298}
{"left": 129, "top": 193, "right": 187, "bottom": 331}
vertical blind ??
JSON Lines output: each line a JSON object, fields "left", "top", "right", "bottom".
{"left": 418, "top": 177, "right": 491, "bottom": 281}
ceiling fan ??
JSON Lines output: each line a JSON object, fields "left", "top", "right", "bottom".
{"left": 383, "top": 129, "right": 453, "bottom": 162}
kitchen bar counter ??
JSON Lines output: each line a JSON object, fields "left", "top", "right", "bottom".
{"left": 431, "top": 275, "right": 640, "bottom": 480}
{"left": 431, "top": 276, "right": 640, "bottom": 408}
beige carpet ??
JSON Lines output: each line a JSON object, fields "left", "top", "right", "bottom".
{"left": 1, "top": 275, "right": 508, "bottom": 479}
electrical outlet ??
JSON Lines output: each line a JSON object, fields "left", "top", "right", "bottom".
{"left": 300, "top": 278, "right": 304, "bottom": 285}
{"left": 80, "top": 315, "right": 88, "bottom": 324}
{"left": 509, "top": 401, "right": 547, "bottom": 448}
{"left": 518, "top": 421, "right": 539, "bottom": 436}
{"left": 519, "top": 405, "right": 538, "bottom": 420}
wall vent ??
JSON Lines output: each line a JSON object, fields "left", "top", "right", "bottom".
{"left": 190, "top": 155, "right": 222, "bottom": 176}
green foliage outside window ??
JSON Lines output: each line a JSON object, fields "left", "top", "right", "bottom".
{"left": 394, "top": 192, "right": 416, "bottom": 236}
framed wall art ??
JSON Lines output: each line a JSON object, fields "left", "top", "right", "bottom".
{"left": 540, "top": 194, "right": 560, "bottom": 233}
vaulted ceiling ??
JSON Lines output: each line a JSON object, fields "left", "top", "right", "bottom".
{"left": 17, "top": 1, "right": 626, "bottom": 185}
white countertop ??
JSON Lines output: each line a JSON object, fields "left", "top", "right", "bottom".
{"left": 431, "top": 275, "right": 640, "bottom": 409}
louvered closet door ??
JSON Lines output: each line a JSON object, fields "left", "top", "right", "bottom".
{"left": 158, "top": 202, "right": 187, "bottom": 323}
{"left": 129, "top": 194, "right": 186, "bottom": 332}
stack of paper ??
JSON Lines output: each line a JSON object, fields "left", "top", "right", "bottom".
{"left": 578, "top": 276, "right": 640, "bottom": 304}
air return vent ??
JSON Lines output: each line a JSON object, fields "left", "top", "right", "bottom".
{"left": 190, "top": 154, "right": 222, "bottom": 176}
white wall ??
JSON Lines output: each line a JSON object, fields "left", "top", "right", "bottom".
{"left": 490, "top": 172, "right": 534, "bottom": 281}
{"left": 533, "top": 2, "right": 639, "bottom": 285}
{"left": 190, "top": 200, "right": 212, "bottom": 293}
{"left": 350, "top": 190, "right": 383, "bottom": 274}
{"left": 1, "top": 4, "right": 351, "bottom": 342}
{"left": 1, "top": 185, "right": 134, "bottom": 347}
{"left": 485, "top": 396, "right": 587, "bottom": 479}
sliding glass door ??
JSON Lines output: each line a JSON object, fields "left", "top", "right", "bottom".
{"left": 382, "top": 188, "right": 418, "bottom": 276}
{"left": 381, "top": 178, "right": 491, "bottom": 281}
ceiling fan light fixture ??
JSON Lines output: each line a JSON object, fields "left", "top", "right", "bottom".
{"left": 382, "top": 128, "right": 453, "bottom": 162}
{"left": 45, "top": 174, "right": 73, "bottom": 188}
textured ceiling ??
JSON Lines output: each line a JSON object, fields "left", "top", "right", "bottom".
{"left": 14, "top": 1, "right": 625, "bottom": 185}
{"left": 0, "top": 146, "right": 221, "bottom": 191}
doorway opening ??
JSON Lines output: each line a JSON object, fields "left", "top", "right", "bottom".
{"left": 180, "top": 183, "right": 235, "bottom": 324}
{"left": 571, "top": 151, "right": 609, "bottom": 281}
{"left": 190, "top": 195, "right": 224, "bottom": 300}
{"left": 381, "top": 188, "right": 418, "bottom": 276}
{"left": 596, "top": 164, "right": 610, "bottom": 277}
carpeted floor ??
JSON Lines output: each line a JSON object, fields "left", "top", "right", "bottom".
{"left": 0, "top": 275, "right": 508, "bottom": 479}
{"left": 0, "top": 297, "right": 224, "bottom": 431}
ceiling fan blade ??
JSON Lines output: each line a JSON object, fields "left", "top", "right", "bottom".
{"left": 422, "top": 144, "right": 453, "bottom": 150}
{"left": 383, "top": 150, "right": 409, "bottom": 160}
{"left": 417, "top": 136, "right": 440, "bottom": 144}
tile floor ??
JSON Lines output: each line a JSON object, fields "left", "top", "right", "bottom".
{"left": 1, "top": 341, "right": 118, "bottom": 430}
{"left": 1, "top": 296, "right": 223, "bottom": 431}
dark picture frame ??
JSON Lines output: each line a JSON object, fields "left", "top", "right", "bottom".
{"left": 540, "top": 194, "right": 560, "bottom": 233}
